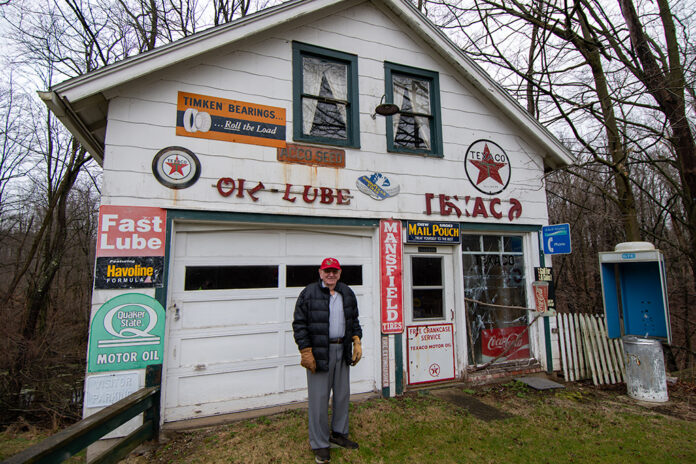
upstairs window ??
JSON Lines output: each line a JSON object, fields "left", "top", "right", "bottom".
{"left": 385, "top": 63, "right": 442, "bottom": 157}
{"left": 292, "top": 42, "right": 360, "bottom": 147}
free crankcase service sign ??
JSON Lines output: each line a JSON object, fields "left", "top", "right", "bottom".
{"left": 88, "top": 293, "right": 165, "bottom": 372}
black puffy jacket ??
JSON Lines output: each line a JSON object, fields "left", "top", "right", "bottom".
{"left": 292, "top": 280, "right": 362, "bottom": 372}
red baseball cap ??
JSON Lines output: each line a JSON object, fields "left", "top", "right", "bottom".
{"left": 319, "top": 257, "right": 341, "bottom": 270}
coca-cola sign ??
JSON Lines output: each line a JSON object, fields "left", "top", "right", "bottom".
{"left": 481, "top": 326, "right": 530, "bottom": 361}
{"left": 532, "top": 281, "right": 549, "bottom": 313}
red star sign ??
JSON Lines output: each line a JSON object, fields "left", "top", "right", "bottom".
{"left": 165, "top": 155, "right": 188, "bottom": 176}
{"left": 429, "top": 363, "right": 441, "bottom": 377}
{"left": 469, "top": 144, "right": 506, "bottom": 185}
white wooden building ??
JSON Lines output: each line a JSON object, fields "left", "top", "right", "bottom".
{"left": 42, "top": 0, "right": 572, "bottom": 427}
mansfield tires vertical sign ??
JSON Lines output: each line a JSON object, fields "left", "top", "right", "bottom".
{"left": 380, "top": 219, "right": 403, "bottom": 334}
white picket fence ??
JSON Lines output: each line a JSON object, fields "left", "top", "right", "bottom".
{"left": 556, "top": 313, "right": 625, "bottom": 385}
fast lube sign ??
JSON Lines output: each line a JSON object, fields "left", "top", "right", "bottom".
{"left": 88, "top": 293, "right": 165, "bottom": 372}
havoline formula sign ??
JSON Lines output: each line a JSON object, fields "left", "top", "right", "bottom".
{"left": 88, "top": 293, "right": 165, "bottom": 372}
{"left": 94, "top": 206, "right": 167, "bottom": 289}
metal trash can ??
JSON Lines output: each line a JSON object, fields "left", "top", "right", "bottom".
{"left": 622, "top": 336, "right": 668, "bottom": 402}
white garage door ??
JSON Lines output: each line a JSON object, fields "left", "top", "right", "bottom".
{"left": 163, "top": 222, "right": 375, "bottom": 423}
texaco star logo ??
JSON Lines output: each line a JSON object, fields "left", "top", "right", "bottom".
{"left": 165, "top": 155, "right": 189, "bottom": 177}
{"left": 429, "top": 363, "right": 441, "bottom": 377}
{"left": 464, "top": 140, "right": 511, "bottom": 195}
{"left": 152, "top": 146, "right": 201, "bottom": 190}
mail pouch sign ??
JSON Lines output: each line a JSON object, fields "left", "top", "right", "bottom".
{"left": 95, "top": 206, "right": 167, "bottom": 289}
{"left": 406, "top": 221, "right": 460, "bottom": 244}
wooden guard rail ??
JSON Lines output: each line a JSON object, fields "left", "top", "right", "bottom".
{"left": 3, "top": 365, "right": 162, "bottom": 464}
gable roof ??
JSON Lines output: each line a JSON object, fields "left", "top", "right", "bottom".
{"left": 39, "top": 0, "right": 573, "bottom": 168}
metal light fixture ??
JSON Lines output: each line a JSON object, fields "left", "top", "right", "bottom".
{"left": 371, "top": 95, "right": 400, "bottom": 119}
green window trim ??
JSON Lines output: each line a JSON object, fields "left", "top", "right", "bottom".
{"left": 292, "top": 41, "right": 360, "bottom": 148}
{"left": 384, "top": 62, "right": 443, "bottom": 157}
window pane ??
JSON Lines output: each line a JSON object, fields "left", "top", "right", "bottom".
{"left": 303, "top": 98, "right": 347, "bottom": 139}
{"left": 461, "top": 234, "right": 481, "bottom": 252}
{"left": 412, "top": 288, "right": 443, "bottom": 319}
{"left": 482, "top": 235, "right": 500, "bottom": 252}
{"left": 339, "top": 265, "right": 363, "bottom": 286}
{"left": 392, "top": 74, "right": 431, "bottom": 150}
{"left": 303, "top": 57, "right": 347, "bottom": 100}
{"left": 185, "top": 266, "right": 278, "bottom": 290}
{"left": 411, "top": 257, "right": 442, "bottom": 286}
{"left": 286, "top": 265, "right": 362, "bottom": 287}
{"left": 393, "top": 75, "right": 430, "bottom": 115}
{"left": 302, "top": 56, "right": 348, "bottom": 140}
{"left": 504, "top": 236, "right": 523, "bottom": 253}
{"left": 393, "top": 114, "right": 431, "bottom": 149}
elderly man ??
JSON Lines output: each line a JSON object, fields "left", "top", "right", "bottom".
{"left": 292, "top": 257, "right": 363, "bottom": 464}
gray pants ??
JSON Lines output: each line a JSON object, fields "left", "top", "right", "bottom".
{"left": 307, "top": 343, "right": 350, "bottom": 449}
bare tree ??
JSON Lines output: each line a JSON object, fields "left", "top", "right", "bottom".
{"left": 423, "top": 0, "right": 695, "bottom": 368}
{"left": 0, "top": 76, "right": 34, "bottom": 217}
{"left": 214, "top": 0, "right": 252, "bottom": 25}
{"left": 0, "top": 0, "right": 283, "bottom": 424}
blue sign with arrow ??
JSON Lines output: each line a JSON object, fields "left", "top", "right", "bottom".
{"left": 542, "top": 223, "right": 572, "bottom": 255}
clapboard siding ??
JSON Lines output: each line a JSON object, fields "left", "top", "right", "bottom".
{"left": 103, "top": 115, "right": 543, "bottom": 184}
{"left": 102, "top": 1, "right": 549, "bottom": 225}
{"left": 102, "top": 129, "right": 543, "bottom": 199}
{"left": 101, "top": 182, "right": 550, "bottom": 225}
{"left": 103, "top": 113, "right": 541, "bottom": 176}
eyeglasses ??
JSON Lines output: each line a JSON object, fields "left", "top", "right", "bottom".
{"left": 321, "top": 269, "right": 340, "bottom": 274}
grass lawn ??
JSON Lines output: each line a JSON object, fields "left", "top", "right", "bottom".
{"left": 3, "top": 379, "right": 695, "bottom": 463}
{"left": 125, "top": 380, "right": 696, "bottom": 464}
{"left": 0, "top": 421, "right": 85, "bottom": 462}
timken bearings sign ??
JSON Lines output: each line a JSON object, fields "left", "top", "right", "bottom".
{"left": 94, "top": 206, "right": 167, "bottom": 289}
{"left": 380, "top": 219, "right": 403, "bottom": 334}
{"left": 176, "top": 91, "right": 286, "bottom": 148}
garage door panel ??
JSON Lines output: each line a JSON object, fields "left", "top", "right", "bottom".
{"left": 284, "top": 330, "right": 299, "bottom": 356}
{"left": 177, "top": 367, "right": 279, "bottom": 405}
{"left": 180, "top": 332, "right": 279, "bottom": 366}
{"left": 181, "top": 297, "right": 281, "bottom": 328}
{"left": 182, "top": 230, "right": 283, "bottom": 257}
{"left": 284, "top": 364, "right": 309, "bottom": 391}
{"left": 285, "top": 233, "right": 371, "bottom": 257}
{"left": 165, "top": 390, "right": 310, "bottom": 422}
{"left": 284, "top": 296, "right": 299, "bottom": 321}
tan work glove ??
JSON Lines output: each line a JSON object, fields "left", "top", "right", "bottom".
{"left": 351, "top": 336, "right": 362, "bottom": 365}
{"left": 300, "top": 347, "right": 316, "bottom": 373}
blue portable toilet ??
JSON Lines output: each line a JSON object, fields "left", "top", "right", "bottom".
{"left": 598, "top": 242, "right": 671, "bottom": 343}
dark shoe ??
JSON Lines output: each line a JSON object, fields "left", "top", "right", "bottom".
{"left": 313, "top": 447, "right": 330, "bottom": 463}
{"left": 330, "top": 432, "right": 359, "bottom": 449}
